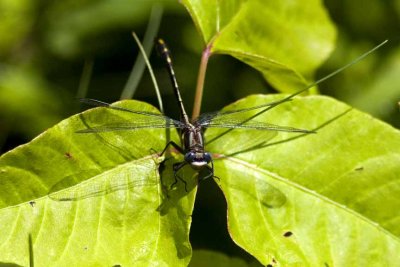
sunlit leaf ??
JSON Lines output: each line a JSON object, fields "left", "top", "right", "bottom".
{"left": 205, "top": 94, "right": 400, "bottom": 266}
{"left": 181, "top": 0, "right": 337, "bottom": 92}
{"left": 2, "top": 94, "right": 399, "bottom": 265}
{"left": 0, "top": 100, "right": 195, "bottom": 266}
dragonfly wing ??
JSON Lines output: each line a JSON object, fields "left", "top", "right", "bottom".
{"left": 77, "top": 117, "right": 184, "bottom": 133}
{"left": 78, "top": 98, "right": 184, "bottom": 133}
{"left": 196, "top": 97, "right": 294, "bottom": 125}
{"left": 80, "top": 98, "right": 171, "bottom": 118}
{"left": 49, "top": 158, "right": 160, "bottom": 201}
{"left": 201, "top": 118, "right": 314, "bottom": 133}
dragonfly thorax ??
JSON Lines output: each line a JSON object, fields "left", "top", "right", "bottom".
{"left": 182, "top": 124, "right": 205, "bottom": 152}
{"left": 181, "top": 124, "right": 211, "bottom": 170}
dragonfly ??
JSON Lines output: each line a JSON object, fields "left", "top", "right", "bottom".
{"left": 77, "top": 39, "right": 315, "bottom": 191}
{"left": 77, "top": 39, "right": 387, "bottom": 191}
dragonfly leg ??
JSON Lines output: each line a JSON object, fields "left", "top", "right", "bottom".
{"left": 211, "top": 160, "right": 220, "bottom": 181}
{"left": 172, "top": 161, "right": 188, "bottom": 191}
{"left": 159, "top": 141, "right": 188, "bottom": 191}
{"left": 160, "top": 141, "right": 185, "bottom": 157}
{"left": 199, "top": 159, "right": 218, "bottom": 182}
{"left": 201, "top": 167, "right": 213, "bottom": 181}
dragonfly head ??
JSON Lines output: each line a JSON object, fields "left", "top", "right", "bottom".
{"left": 184, "top": 152, "right": 212, "bottom": 170}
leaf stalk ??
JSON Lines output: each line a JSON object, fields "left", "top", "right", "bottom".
{"left": 191, "top": 44, "right": 212, "bottom": 120}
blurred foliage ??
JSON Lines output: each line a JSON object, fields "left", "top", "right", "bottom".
{"left": 322, "top": 0, "right": 400, "bottom": 127}
{"left": 0, "top": 0, "right": 399, "bottom": 262}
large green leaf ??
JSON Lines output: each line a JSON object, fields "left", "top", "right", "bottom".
{"left": 2, "top": 94, "right": 399, "bottom": 265}
{"left": 0, "top": 100, "right": 195, "bottom": 266}
{"left": 205, "top": 95, "right": 400, "bottom": 266}
{"left": 181, "top": 0, "right": 337, "bottom": 92}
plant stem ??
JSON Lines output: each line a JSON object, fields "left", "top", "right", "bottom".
{"left": 191, "top": 44, "right": 212, "bottom": 120}
{"left": 76, "top": 59, "right": 94, "bottom": 99}
{"left": 120, "top": 5, "right": 163, "bottom": 104}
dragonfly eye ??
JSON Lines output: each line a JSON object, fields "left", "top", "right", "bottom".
{"left": 184, "top": 152, "right": 196, "bottom": 163}
{"left": 204, "top": 153, "right": 212, "bottom": 163}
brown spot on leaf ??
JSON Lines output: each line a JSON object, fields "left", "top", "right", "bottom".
{"left": 283, "top": 231, "right": 293, "bottom": 237}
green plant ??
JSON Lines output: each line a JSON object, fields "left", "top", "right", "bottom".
{"left": 1, "top": 1, "right": 399, "bottom": 266}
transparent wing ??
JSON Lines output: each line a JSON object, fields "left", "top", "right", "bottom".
{"left": 77, "top": 118, "right": 184, "bottom": 133}
{"left": 49, "top": 158, "right": 160, "bottom": 201}
{"left": 200, "top": 117, "right": 314, "bottom": 133}
{"left": 196, "top": 91, "right": 304, "bottom": 125}
{"left": 78, "top": 98, "right": 185, "bottom": 133}
{"left": 197, "top": 41, "right": 388, "bottom": 126}
{"left": 80, "top": 98, "right": 167, "bottom": 118}
{"left": 195, "top": 95, "right": 295, "bottom": 125}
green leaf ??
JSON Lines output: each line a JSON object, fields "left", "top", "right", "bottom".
{"left": 3, "top": 94, "right": 399, "bottom": 265}
{"left": 0, "top": 100, "right": 195, "bottom": 266}
{"left": 205, "top": 94, "right": 400, "bottom": 266}
{"left": 181, "top": 0, "right": 337, "bottom": 92}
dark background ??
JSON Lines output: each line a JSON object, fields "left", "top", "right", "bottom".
{"left": 1, "top": 0, "right": 399, "bottom": 263}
